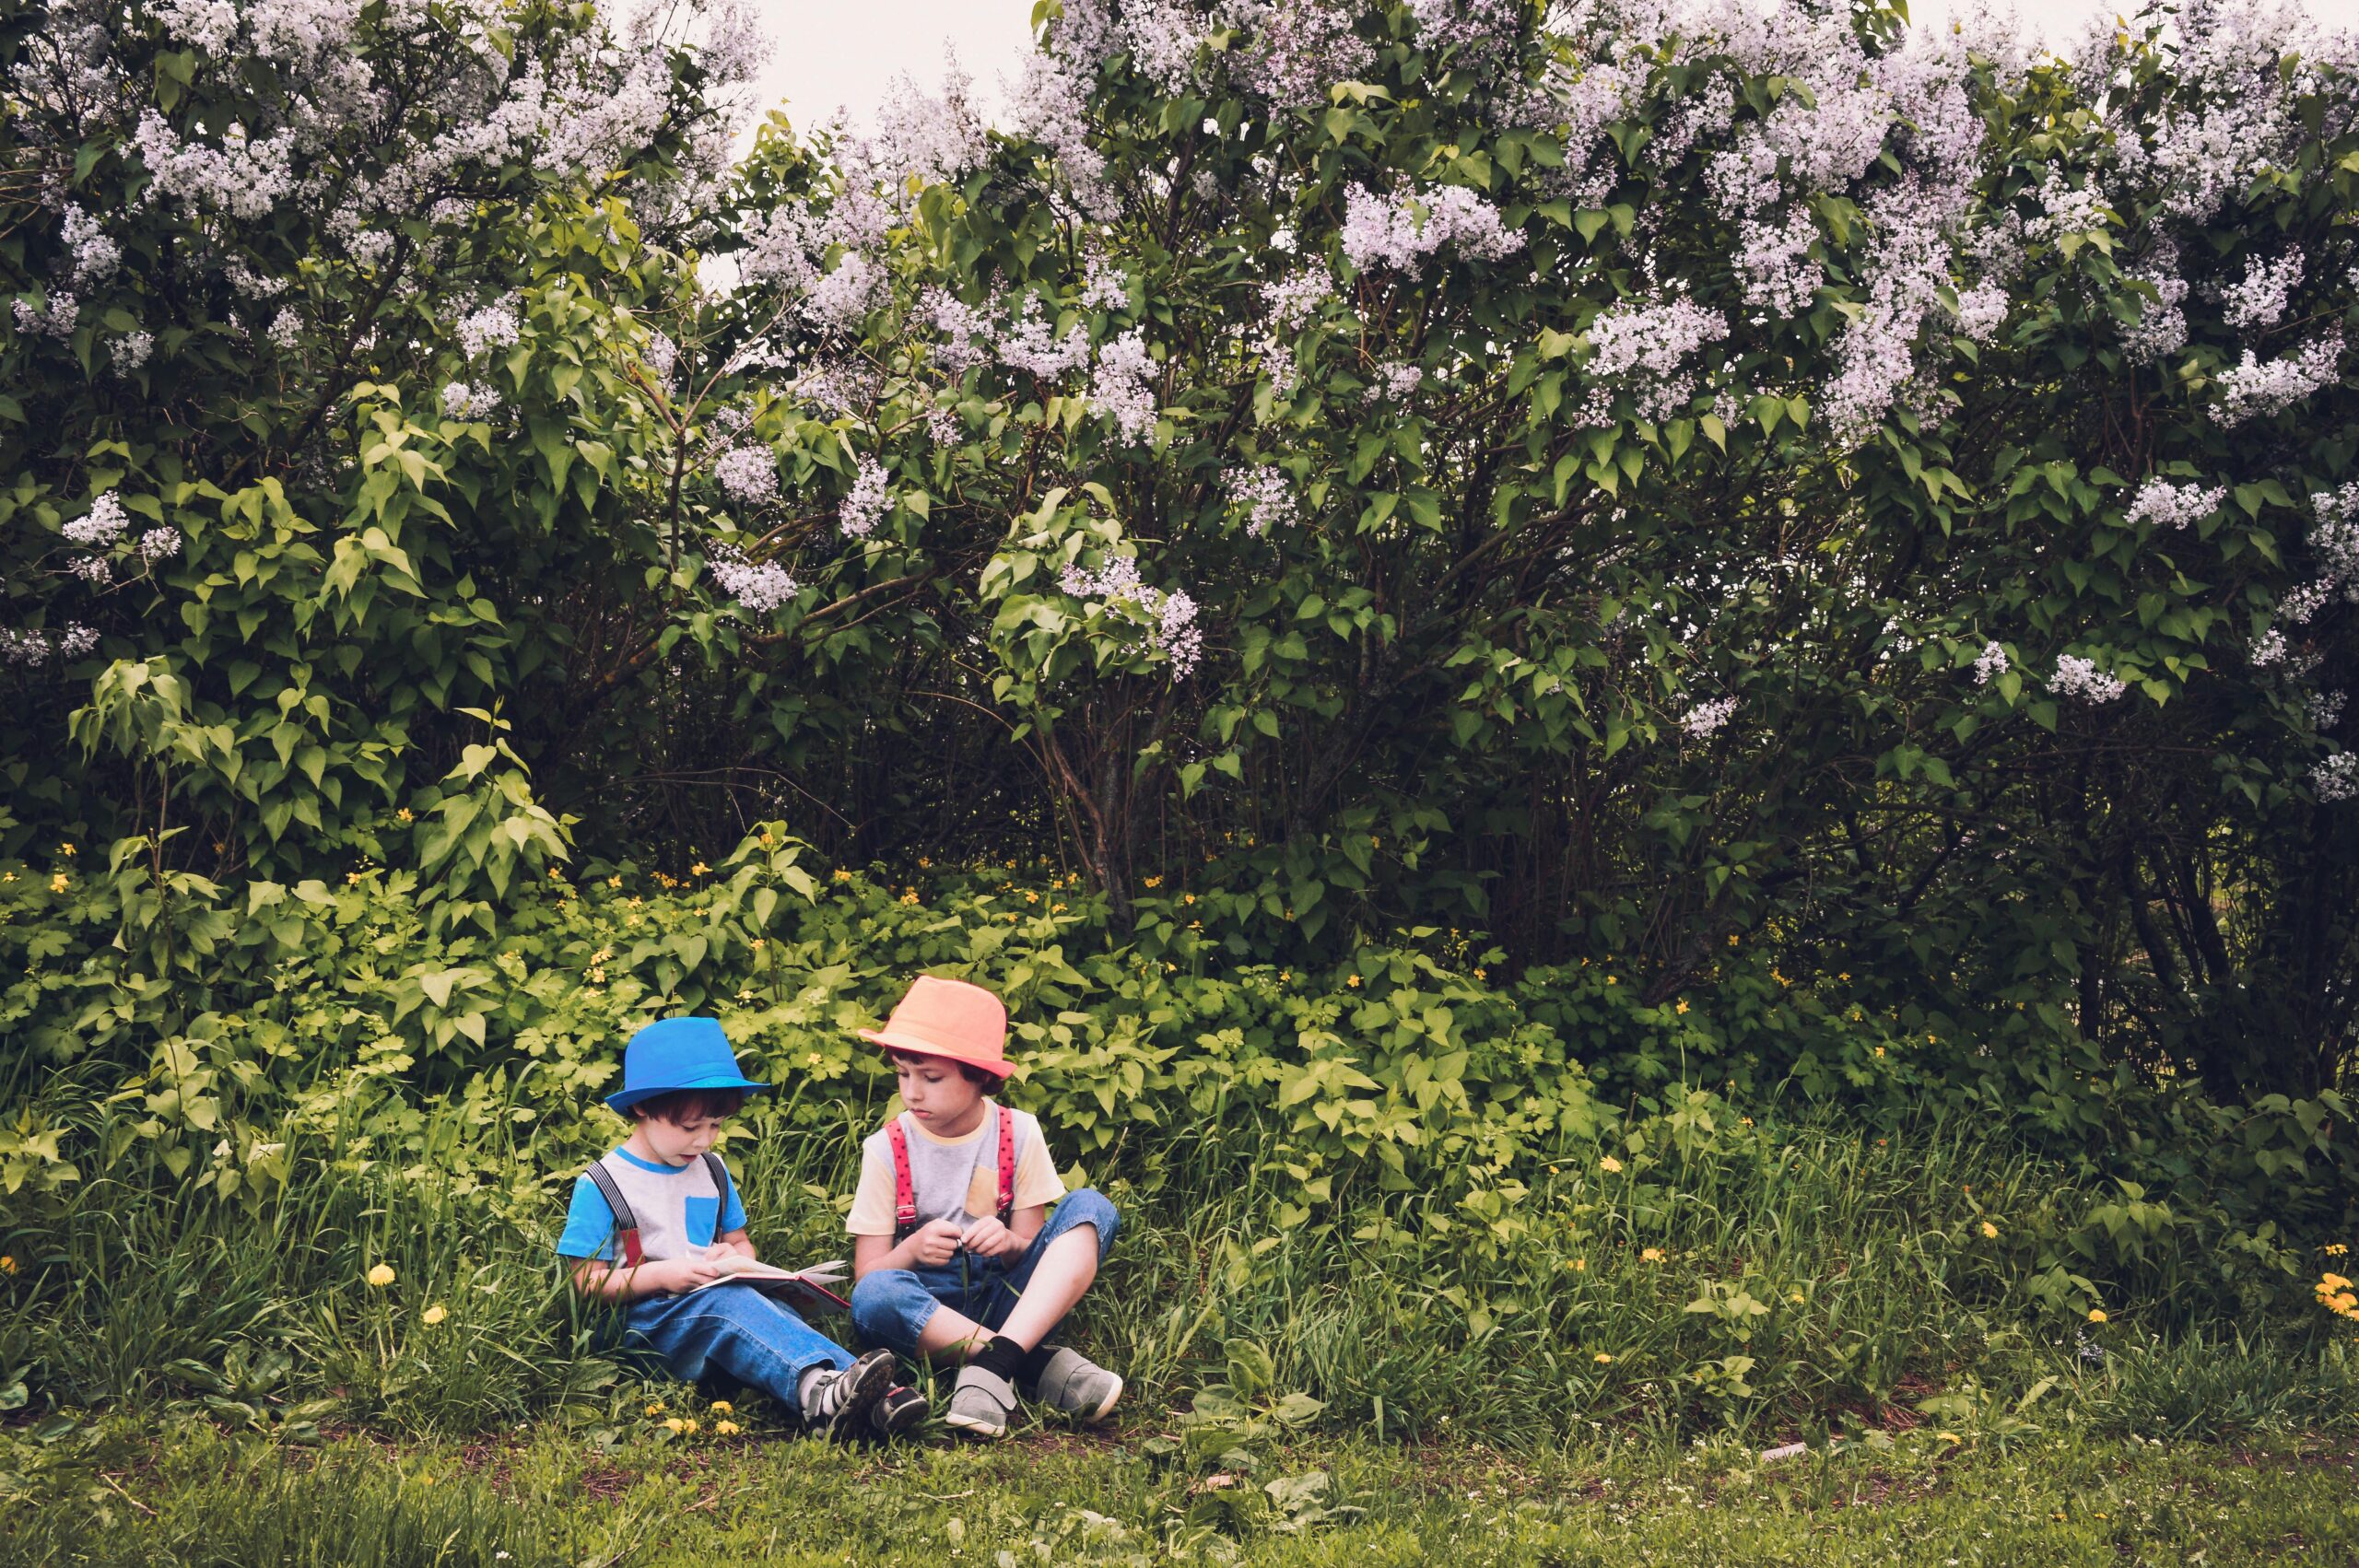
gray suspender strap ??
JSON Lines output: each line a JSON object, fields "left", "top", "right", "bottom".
{"left": 700, "top": 1152, "right": 734, "bottom": 1229}
{"left": 581, "top": 1162, "right": 644, "bottom": 1267}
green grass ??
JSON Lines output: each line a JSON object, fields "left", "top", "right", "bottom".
{"left": 6, "top": 1107, "right": 2355, "bottom": 1448}
{"left": 3, "top": 1416, "right": 2355, "bottom": 1566}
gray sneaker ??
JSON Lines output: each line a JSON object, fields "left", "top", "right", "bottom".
{"left": 804, "top": 1350, "right": 895, "bottom": 1443}
{"left": 1023, "top": 1346, "right": 1123, "bottom": 1422}
{"left": 943, "top": 1363, "right": 1018, "bottom": 1440}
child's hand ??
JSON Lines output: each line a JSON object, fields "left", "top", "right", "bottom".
{"left": 907, "top": 1218, "right": 966, "bottom": 1267}
{"left": 651, "top": 1256, "right": 724, "bottom": 1294}
{"left": 960, "top": 1215, "right": 1024, "bottom": 1258}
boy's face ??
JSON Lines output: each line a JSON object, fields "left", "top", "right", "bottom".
{"left": 635, "top": 1107, "right": 728, "bottom": 1165}
{"left": 894, "top": 1053, "right": 986, "bottom": 1125}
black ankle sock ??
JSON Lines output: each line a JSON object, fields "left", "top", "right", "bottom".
{"left": 969, "top": 1334, "right": 1027, "bottom": 1382}
{"left": 1018, "top": 1340, "right": 1061, "bottom": 1386}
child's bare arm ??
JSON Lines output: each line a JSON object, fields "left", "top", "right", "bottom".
{"left": 710, "top": 1227, "right": 757, "bottom": 1263}
{"left": 569, "top": 1254, "right": 721, "bottom": 1300}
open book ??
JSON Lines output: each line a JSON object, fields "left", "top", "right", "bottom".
{"left": 687, "top": 1253, "right": 851, "bottom": 1313}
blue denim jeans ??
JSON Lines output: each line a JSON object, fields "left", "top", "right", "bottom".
{"left": 621, "top": 1282, "right": 855, "bottom": 1412}
{"left": 849, "top": 1188, "right": 1121, "bottom": 1355}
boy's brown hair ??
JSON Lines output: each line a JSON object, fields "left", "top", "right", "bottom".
{"left": 628, "top": 1085, "right": 748, "bottom": 1124}
{"left": 887, "top": 1048, "right": 995, "bottom": 1087}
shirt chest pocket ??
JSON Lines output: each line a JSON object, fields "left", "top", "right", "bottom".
{"left": 684, "top": 1194, "right": 720, "bottom": 1248}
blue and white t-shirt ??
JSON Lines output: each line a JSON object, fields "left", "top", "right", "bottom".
{"left": 556, "top": 1147, "right": 746, "bottom": 1263}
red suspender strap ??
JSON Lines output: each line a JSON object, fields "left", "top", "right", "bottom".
{"left": 887, "top": 1117, "right": 917, "bottom": 1236}
{"left": 996, "top": 1104, "right": 1015, "bottom": 1223}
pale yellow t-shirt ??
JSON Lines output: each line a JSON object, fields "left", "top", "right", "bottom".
{"left": 845, "top": 1101, "right": 1066, "bottom": 1236}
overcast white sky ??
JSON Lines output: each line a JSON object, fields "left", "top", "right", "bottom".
{"left": 739, "top": 0, "right": 2359, "bottom": 135}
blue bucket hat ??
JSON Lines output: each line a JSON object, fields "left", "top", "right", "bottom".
{"left": 604, "top": 1017, "right": 768, "bottom": 1115}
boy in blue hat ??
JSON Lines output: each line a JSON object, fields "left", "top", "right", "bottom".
{"left": 557, "top": 1016, "right": 926, "bottom": 1440}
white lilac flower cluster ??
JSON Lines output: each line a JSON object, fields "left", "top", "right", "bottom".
{"left": 138, "top": 528, "right": 182, "bottom": 562}
{"left": 2277, "top": 483, "right": 2359, "bottom": 626}
{"left": 1338, "top": 184, "right": 1524, "bottom": 274}
{"left": 1407, "top": 0, "right": 1524, "bottom": 62}
{"left": 63, "top": 493, "right": 129, "bottom": 549}
{"left": 1079, "top": 256, "right": 1130, "bottom": 312}
{"left": 839, "top": 459, "right": 891, "bottom": 539}
{"left": 1972, "top": 641, "right": 2009, "bottom": 685}
{"left": 61, "top": 205, "right": 119, "bottom": 287}
{"left": 2220, "top": 251, "right": 2304, "bottom": 333}
{"left": 2310, "top": 689, "right": 2348, "bottom": 732}
{"left": 1089, "top": 330, "right": 1159, "bottom": 443}
{"left": 0, "top": 624, "right": 100, "bottom": 666}
{"left": 997, "top": 296, "right": 1093, "bottom": 380}
{"left": 1733, "top": 210, "right": 1822, "bottom": 317}
{"left": 1223, "top": 465, "right": 1297, "bottom": 536}
{"left": 2124, "top": 478, "right": 2226, "bottom": 532}
{"left": 789, "top": 358, "right": 881, "bottom": 420}
{"left": 2024, "top": 171, "right": 2111, "bottom": 245}
{"left": 2051, "top": 654, "right": 2127, "bottom": 703}
{"left": 1007, "top": 2, "right": 1118, "bottom": 219}
{"left": 1577, "top": 297, "right": 1728, "bottom": 426}
{"left": 2113, "top": 0, "right": 2311, "bottom": 227}
{"left": 2121, "top": 252, "right": 2190, "bottom": 365}
{"left": 2212, "top": 334, "right": 2343, "bottom": 427}
{"left": 1950, "top": 281, "right": 2010, "bottom": 344}
{"left": 707, "top": 545, "right": 799, "bottom": 614}
{"left": 1253, "top": 268, "right": 1331, "bottom": 394}
{"left": 1367, "top": 363, "right": 1424, "bottom": 404}
{"left": 1062, "top": 554, "right": 1203, "bottom": 680}
{"left": 921, "top": 289, "right": 995, "bottom": 375}
{"left": 2314, "top": 753, "right": 2359, "bottom": 803}
{"left": 2249, "top": 627, "right": 2287, "bottom": 667}
{"left": 265, "top": 307, "right": 303, "bottom": 349}
{"left": 712, "top": 445, "right": 780, "bottom": 506}
{"left": 1226, "top": 1, "right": 1375, "bottom": 109}
{"left": 456, "top": 301, "right": 522, "bottom": 359}
{"left": 1680, "top": 696, "right": 1737, "bottom": 739}
{"left": 440, "top": 380, "right": 501, "bottom": 420}
{"left": 69, "top": 556, "right": 112, "bottom": 586}
{"left": 13, "top": 292, "right": 78, "bottom": 339}
{"left": 111, "top": 332, "right": 154, "bottom": 374}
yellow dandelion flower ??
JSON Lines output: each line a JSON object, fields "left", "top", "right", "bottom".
{"left": 710, "top": 1399, "right": 733, "bottom": 1415}
{"left": 2322, "top": 1273, "right": 2353, "bottom": 1292}
{"left": 646, "top": 1402, "right": 665, "bottom": 1416}
{"left": 0, "top": 1255, "right": 15, "bottom": 1274}
{"left": 1980, "top": 1221, "right": 1999, "bottom": 1239}
{"left": 1640, "top": 1246, "right": 1665, "bottom": 1262}
{"left": 1601, "top": 1155, "right": 1623, "bottom": 1173}
{"left": 1346, "top": 975, "right": 1362, "bottom": 988}
{"left": 366, "top": 1263, "right": 396, "bottom": 1287}
{"left": 1593, "top": 1352, "right": 1614, "bottom": 1364}
{"left": 422, "top": 1305, "right": 447, "bottom": 1326}
{"left": 1571, "top": 1258, "right": 1587, "bottom": 1271}
{"left": 662, "top": 1416, "right": 686, "bottom": 1433}
{"left": 2086, "top": 1308, "right": 2107, "bottom": 1324}
{"left": 715, "top": 1420, "right": 741, "bottom": 1436}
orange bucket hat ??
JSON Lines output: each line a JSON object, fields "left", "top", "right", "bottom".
{"left": 858, "top": 976, "right": 1015, "bottom": 1080}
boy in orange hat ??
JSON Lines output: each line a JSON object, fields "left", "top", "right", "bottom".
{"left": 845, "top": 976, "right": 1124, "bottom": 1439}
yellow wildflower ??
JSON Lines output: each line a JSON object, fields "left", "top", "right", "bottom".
{"left": 1051, "top": 902, "right": 1066, "bottom": 912}
{"left": 1601, "top": 1155, "right": 1623, "bottom": 1173}
{"left": 715, "top": 1420, "right": 741, "bottom": 1436}
{"left": 1571, "top": 1258, "right": 1587, "bottom": 1271}
{"left": 2322, "top": 1273, "right": 2353, "bottom": 1292}
{"left": 346, "top": 871, "right": 362, "bottom": 885}
{"left": 1980, "top": 1221, "right": 1999, "bottom": 1239}
{"left": 899, "top": 892, "right": 920, "bottom": 906}
{"left": 1473, "top": 967, "right": 1487, "bottom": 979}
{"left": 2086, "top": 1308, "right": 2107, "bottom": 1324}
{"left": 1675, "top": 999, "right": 1689, "bottom": 1014}
{"left": 662, "top": 1416, "right": 686, "bottom": 1434}
{"left": 679, "top": 1417, "right": 698, "bottom": 1435}
{"left": 751, "top": 938, "right": 765, "bottom": 951}
{"left": 366, "top": 1263, "right": 396, "bottom": 1287}
{"left": 0, "top": 1255, "right": 15, "bottom": 1274}
{"left": 422, "top": 1305, "right": 447, "bottom": 1326}
{"left": 690, "top": 861, "right": 709, "bottom": 875}
{"left": 606, "top": 875, "right": 621, "bottom": 888}
{"left": 1874, "top": 1046, "right": 1885, "bottom": 1058}
{"left": 57, "top": 842, "right": 74, "bottom": 857}
{"left": 1143, "top": 875, "right": 1162, "bottom": 888}
{"left": 805, "top": 1052, "right": 822, "bottom": 1067}
{"left": 1640, "top": 1247, "right": 1665, "bottom": 1263}
{"left": 1605, "top": 975, "right": 1617, "bottom": 986}
{"left": 51, "top": 873, "right": 68, "bottom": 893}
{"left": 1728, "top": 934, "right": 1739, "bottom": 946}
{"left": 396, "top": 807, "right": 414, "bottom": 823}
{"left": 710, "top": 1400, "right": 733, "bottom": 1415}
{"left": 1346, "top": 975, "right": 1361, "bottom": 988}
{"left": 1183, "top": 893, "right": 1195, "bottom": 904}
{"left": 2325, "top": 1243, "right": 2348, "bottom": 1257}
{"left": 645, "top": 1402, "right": 665, "bottom": 1416}
{"left": 1592, "top": 1352, "right": 1614, "bottom": 1364}
{"left": 833, "top": 869, "right": 852, "bottom": 883}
